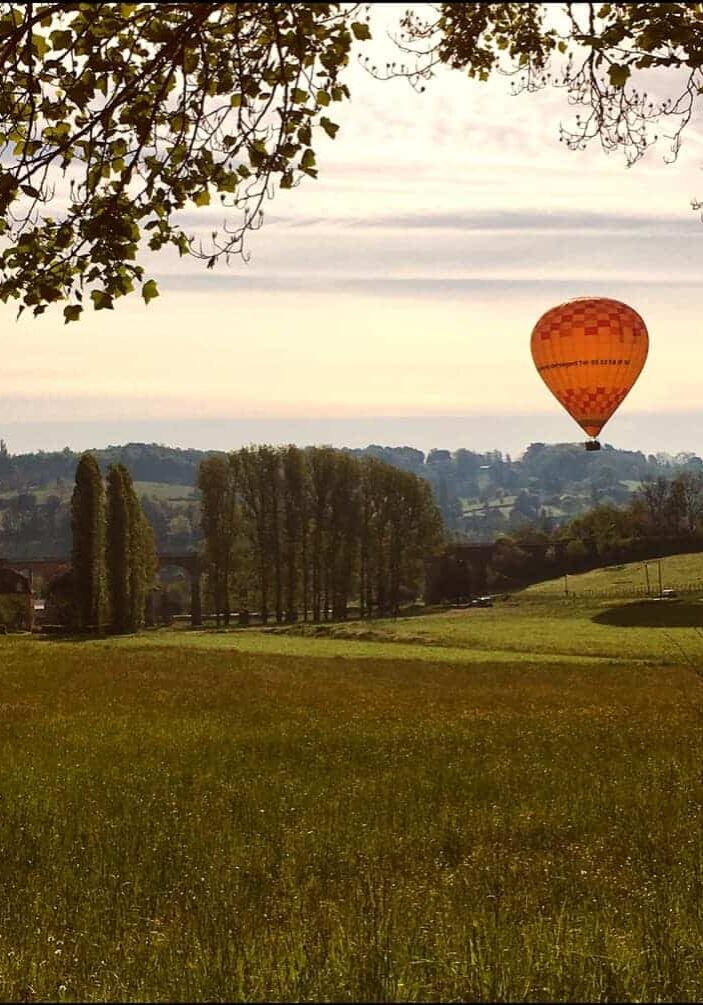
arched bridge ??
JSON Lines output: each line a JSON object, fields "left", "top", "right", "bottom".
{"left": 157, "top": 553, "right": 202, "bottom": 626}
{"left": 0, "top": 553, "right": 204, "bottom": 627}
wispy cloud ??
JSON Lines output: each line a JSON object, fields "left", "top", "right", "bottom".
{"left": 152, "top": 275, "right": 703, "bottom": 294}
{"left": 348, "top": 209, "right": 702, "bottom": 232}
{"left": 177, "top": 207, "right": 702, "bottom": 233}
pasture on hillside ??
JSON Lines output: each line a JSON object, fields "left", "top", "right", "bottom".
{"left": 526, "top": 552, "right": 703, "bottom": 599}
{"left": 3, "top": 596, "right": 703, "bottom": 1000}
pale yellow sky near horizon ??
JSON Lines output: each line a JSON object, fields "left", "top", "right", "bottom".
{"left": 2, "top": 3, "right": 703, "bottom": 452}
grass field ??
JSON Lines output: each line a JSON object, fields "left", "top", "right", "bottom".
{"left": 133, "top": 481, "right": 198, "bottom": 503}
{"left": 4, "top": 597, "right": 703, "bottom": 1000}
{"left": 526, "top": 551, "right": 703, "bottom": 597}
{"left": 0, "top": 480, "right": 197, "bottom": 506}
{"left": 265, "top": 593, "right": 703, "bottom": 665}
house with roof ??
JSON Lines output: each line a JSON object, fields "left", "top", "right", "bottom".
{"left": 0, "top": 567, "right": 32, "bottom": 631}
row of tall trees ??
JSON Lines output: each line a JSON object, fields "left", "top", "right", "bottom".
{"left": 198, "top": 446, "right": 443, "bottom": 624}
{"left": 70, "top": 454, "right": 156, "bottom": 632}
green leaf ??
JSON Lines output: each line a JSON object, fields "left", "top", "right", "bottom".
{"left": 193, "top": 190, "right": 210, "bottom": 207}
{"left": 320, "top": 116, "right": 339, "bottom": 139}
{"left": 50, "top": 29, "right": 72, "bottom": 50}
{"left": 31, "top": 33, "right": 49, "bottom": 57}
{"left": 90, "top": 290, "right": 114, "bottom": 311}
{"left": 351, "top": 22, "right": 371, "bottom": 41}
{"left": 608, "top": 63, "right": 630, "bottom": 88}
{"left": 292, "top": 87, "right": 308, "bottom": 104}
{"left": 183, "top": 50, "right": 199, "bottom": 74}
{"left": 142, "top": 279, "right": 159, "bottom": 304}
{"left": 301, "top": 149, "right": 316, "bottom": 170}
{"left": 63, "top": 304, "right": 82, "bottom": 324}
{"left": 316, "top": 89, "right": 330, "bottom": 107}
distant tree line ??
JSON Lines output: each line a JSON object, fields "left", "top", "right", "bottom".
{"left": 487, "top": 471, "right": 703, "bottom": 591}
{"left": 5, "top": 439, "right": 703, "bottom": 568}
{"left": 58, "top": 453, "right": 157, "bottom": 633}
{"left": 3, "top": 439, "right": 703, "bottom": 557}
{"left": 0, "top": 440, "right": 206, "bottom": 492}
{"left": 198, "top": 446, "right": 443, "bottom": 624}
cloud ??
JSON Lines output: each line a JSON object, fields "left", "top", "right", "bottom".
{"left": 174, "top": 207, "right": 702, "bottom": 233}
{"left": 154, "top": 204, "right": 703, "bottom": 292}
{"left": 347, "top": 209, "right": 702, "bottom": 233}
{"left": 151, "top": 275, "right": 703, "bottom": 295}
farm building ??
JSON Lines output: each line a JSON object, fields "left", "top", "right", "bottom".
{"left": 0, "top": 567, "right": 32, "bottom": 631}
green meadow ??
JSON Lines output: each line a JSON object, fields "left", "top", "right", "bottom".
{"left": 3, "top": 592, "right": 703, "bottom": 1001}
{"left": 526, "top": 552, "right": 703, "bottom": 598}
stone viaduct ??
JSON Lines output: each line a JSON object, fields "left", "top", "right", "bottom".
{"left": 0, "top": 553, "right": 203, "bottom": 629}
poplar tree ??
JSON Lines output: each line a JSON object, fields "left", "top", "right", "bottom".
{"left": 106, "top": 463, "right": 156, "bottom": 633}
{"left": 328, "top": 451, "right": 359, "bottom": 620}
{"left": 307, "top": 446, "right": 336, "bottom": 622}
{"left": 281, "top": 445, "right": 306, "bottom": 623}
{"left": 198, "top": 455, "right": 237, "bottom": 626}
{"left": 70, "top": 452, "right": 106, "bottom": 632}
{"left": 258, "top": 446, "right": 283, "bottom": 624}
{"left": 237, "top": 446, "right": 273, "bottom": 625}
{"left": 106, "top": 464, "right": 130, "bottom": 633}
{"left": 129, "top": 487, "right": 157, "bottom": 632}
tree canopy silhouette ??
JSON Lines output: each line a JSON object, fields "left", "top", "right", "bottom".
{"left": 1, "top": 2, "right": 702, "bottom": 320}
{"left": 394, "top": 3, "right": 703, "bottom": 167}
{"left": 0, "top": 2, "right": 364, "bottom": 318}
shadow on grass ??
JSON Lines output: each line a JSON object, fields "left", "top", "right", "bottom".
{"left": 593, "top": 600, "right": 703, "bottom": 628}
{"left": 36, "top": 626, "right": 167, "bottom": 644}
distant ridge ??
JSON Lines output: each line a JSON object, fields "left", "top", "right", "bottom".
{"left": 0, "top": 440, "right": 700, "bottom": 559}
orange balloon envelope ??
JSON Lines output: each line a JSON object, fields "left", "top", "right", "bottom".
{"left": 530, "top": 297, "right": 649, "bottom": 440}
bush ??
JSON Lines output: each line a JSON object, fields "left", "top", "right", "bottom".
{"left": 0, "top": 594, "right": 30, "bottom": 630}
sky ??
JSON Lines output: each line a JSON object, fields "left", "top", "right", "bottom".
{"left": 2, "top": 4, "right": 703, "bottom": 458}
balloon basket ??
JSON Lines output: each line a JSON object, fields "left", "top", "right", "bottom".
{"left": 584, "top": 440, "right": 601, "bottom": 452}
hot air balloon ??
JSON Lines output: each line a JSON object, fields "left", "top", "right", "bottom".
{"left": 530, "top": 297, "right": 649, "bottom": 451}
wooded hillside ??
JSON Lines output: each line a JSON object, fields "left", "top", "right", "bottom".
{"left": 0, "top": 438, "right": 700, "bottom": 558}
